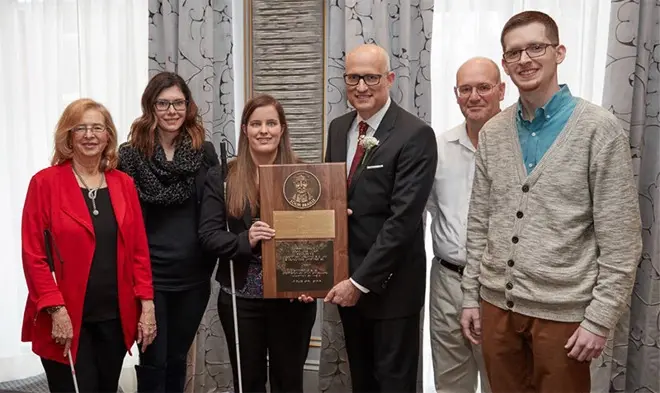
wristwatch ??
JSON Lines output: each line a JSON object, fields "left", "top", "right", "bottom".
{"left": 46, "top": 305, "right": 64, "bottom": 315}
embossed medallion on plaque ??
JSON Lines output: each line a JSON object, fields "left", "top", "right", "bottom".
{"left": 259, "top": 163, "right": 348, "bottom": 298}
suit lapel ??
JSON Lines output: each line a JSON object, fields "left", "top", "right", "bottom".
{"left": 59, "top": 164, "right": 94, "bottom": 235}
{"left": 334, "top": 112, "right": 356, "bottom": 163}
{"left": 106, "top": 171, "right": 127, "bottom": 239}
{"left": 347, "top": 102, "right": 399, "bottom": 198}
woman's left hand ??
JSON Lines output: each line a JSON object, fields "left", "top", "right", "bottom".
{"left": 137, "top": 299, "right": 157, "bottom": 352}
{"left": 294, "top": 294, "right": 316, "bottom": 303}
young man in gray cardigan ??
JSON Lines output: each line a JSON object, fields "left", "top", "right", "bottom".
{"left": 460, "top": 10, "right": 642, "bottom": 393}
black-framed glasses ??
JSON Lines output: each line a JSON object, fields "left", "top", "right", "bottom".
{"left": 344, "top": 73, "right": 386, "bottom": 86}
{"left": 455, "top": 83, "right": 497, "bottom": 98}
{"left": 503, "top": 43, "right": 558, "bottom": 63}
{"left": 155, "top": 99, "right": 188, "bottom": 111}
{"left": 71, "top": 124, "right": 107, "bottom": 134}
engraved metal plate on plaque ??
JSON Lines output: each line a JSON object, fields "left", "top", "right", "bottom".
{"left": 275, "top": 240, "right": 334, "bottom": 292}
{"left": 272, "top": 210, "right": 335, "bottom": 239}
{"left": 283, "top": 170, "right": 321, "bottom": 210}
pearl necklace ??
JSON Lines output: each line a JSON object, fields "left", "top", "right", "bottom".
{"left": 73, "top": 166, "right": 105, "bottom": 216}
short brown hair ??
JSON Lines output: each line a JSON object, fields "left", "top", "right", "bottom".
{"left": 500, "top": 11, "right": 559, "bottom": 50}
{"left": 51, "top": 98, "right": 118, "bottom": 171}
{"left": 226, "top": 94, "right": 299, "bottom": 218}
{"left": 128, "top": 72, "right": 206, "bottom": 157}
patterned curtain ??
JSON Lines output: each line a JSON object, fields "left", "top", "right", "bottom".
{"left": 325, "top": 0, "right": 434, "bottom": 125}
{"left": 594, "top": 1, "right": 660, "bottom": 392}
{"left": 320, "top": 1, "right": 434, "bottom": 392}
{"left": 149, "top": 0, "right": 237, "bottom": 154}
{"left": 148, "top": 1, "right": 236, "bottom": 392}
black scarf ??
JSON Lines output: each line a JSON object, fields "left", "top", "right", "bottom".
{"left": 118, "top": 133, "right": 203, "bottom": 205}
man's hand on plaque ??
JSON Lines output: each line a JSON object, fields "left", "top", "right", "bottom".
{"left": 248, "top": 221, "right": 275, "bottom": 248}
{"left": 347, "top": 208, "right": 353, "bottom": 216}
{"left": 324, "top": 279, "right": 360, "bottom": 307}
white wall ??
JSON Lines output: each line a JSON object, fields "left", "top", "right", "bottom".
{"left": 0, "top": 0, "right": 149, "bottom": 383}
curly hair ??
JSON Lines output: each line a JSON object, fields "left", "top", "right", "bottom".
{"left": 127, "top": 71, "right": 205, "bottom": 157}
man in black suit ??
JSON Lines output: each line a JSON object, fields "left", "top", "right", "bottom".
{"left": 324, "top": 44, "right": 438, "bottom": 393}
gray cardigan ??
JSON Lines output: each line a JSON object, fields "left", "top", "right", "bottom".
{"left": 461, "top": 98, "right": 642, "bottom": 336}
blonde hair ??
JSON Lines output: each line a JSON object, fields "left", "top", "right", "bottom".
{"left": 51, "top": 98, "right": 119, "bottom": 171}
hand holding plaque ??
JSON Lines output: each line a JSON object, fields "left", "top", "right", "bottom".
{"left": 248, "top": 221, "right": 275, "bottom": 247}
{"left": 258, "top": 163, "right": 349, "bottom": 299}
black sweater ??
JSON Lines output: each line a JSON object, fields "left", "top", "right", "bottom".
{"left": 121, "top": 141, "right": 220, "bottom": 291}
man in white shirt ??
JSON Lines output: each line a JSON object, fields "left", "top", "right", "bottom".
{"left": 426, "top": 57, "right": 505, "bottom": 393}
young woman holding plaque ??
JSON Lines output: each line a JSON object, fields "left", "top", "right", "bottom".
{"left": 199, "top": 94, "right": 317, "bottom": 393}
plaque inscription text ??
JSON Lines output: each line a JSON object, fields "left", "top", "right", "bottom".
{"left": 275, "top": 240, "right": 334, "bottom": 292}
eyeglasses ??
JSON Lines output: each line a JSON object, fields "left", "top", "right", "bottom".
{"left": 503, "top": 43, "right": 558, "bottom": 63}
{"left": 71, "top": 124, "right": 107, "bottom": 134}
{"left": 455, "top": 83, "right": 497, "bottom": 98}
{"left": 155, "top": 99, "right": 188, "bottom": 111}
{"left": 344, "top": 74, "right": 386, "bottom": 86}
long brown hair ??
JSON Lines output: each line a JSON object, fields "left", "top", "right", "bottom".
{"left": 51, "top": 98, "right": 118, "bottom": 171}
{"left": 226, "top": 94, "right": 299, "bottom": 218}
{"left": 127, "top": 72, "right": 205, "bottom": 156}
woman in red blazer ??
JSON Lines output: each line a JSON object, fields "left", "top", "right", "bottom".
{"left": 21, "top": 98, "right": 156, "bottom": 393}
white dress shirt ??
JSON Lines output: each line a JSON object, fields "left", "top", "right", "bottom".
{"left": 345, "top": 97, "right": 392, "bottom": 176}
{"left": 346, "top": 97, "right": 391, "bottom": 293}
{"left": 425, "top": 123, "right": 476, "bottom": 267}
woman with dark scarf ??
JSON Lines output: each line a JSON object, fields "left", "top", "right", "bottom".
{"left": 118, "top": 72, "right": 219, "bottom": 393}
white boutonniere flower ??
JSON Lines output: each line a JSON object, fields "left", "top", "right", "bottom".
{"left": 359, "top": 135, "right": 379, "bottom": 165}
{"left": 360, "top": 135, "right": 379, "bottom": 150}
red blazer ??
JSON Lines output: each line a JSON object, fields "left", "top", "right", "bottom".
{"left": 21, "top": 162, "right": 153, "bottom": 364}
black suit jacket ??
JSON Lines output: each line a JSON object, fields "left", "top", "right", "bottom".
{"left": 198, "top": 165, "right": 257, "bottom": 289}
{"left": 325, "top": 101, "right": 438, "bottom": 319}
{"left": 195, "top": 142, "right": 222, "bottom": 273}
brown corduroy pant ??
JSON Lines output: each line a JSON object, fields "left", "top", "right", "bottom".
{"left": 480, "top": 300, "right": 591, "bottom": 393}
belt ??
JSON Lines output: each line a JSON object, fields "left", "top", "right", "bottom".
{"left": 439, "top": 259, "right": 465, "bottom": 276}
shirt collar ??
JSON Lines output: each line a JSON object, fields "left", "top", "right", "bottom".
{"left": 517, "top": 84, "right": 573, "bottom": 123}
{"left": 444, "top": 122, "right": 475, "bottom": 152}
{"left": 358, "top": 97, "right": 391, "bottom": 130}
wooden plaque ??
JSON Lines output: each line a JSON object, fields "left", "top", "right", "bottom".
{"left": 259, "top": 163, "right": 349, "bottom": 299}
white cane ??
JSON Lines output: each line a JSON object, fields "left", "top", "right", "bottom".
{"left": 229, "top": 258, "right": 243, "bottom": 393}
{"left": 44, "top": 229, "right": 80, "bottom": 393}
{"left": 220, "top": 142, "right": 243, "bottom": 393}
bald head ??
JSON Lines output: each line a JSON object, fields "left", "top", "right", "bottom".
{"left": 344, "top": 44, "right": 394, "bottom": 120}
{"left": 456, "top": 57, "right": 501, "bottom": 86}
{"left": 347, "top": 44, "right": 391, "bottom": 73}
{"left": 454, "top": 56, "right": 505, "bottom": 128}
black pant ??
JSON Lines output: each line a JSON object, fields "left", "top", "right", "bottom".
{"left": 136, "top": 284, "right": 210, "bottom": 393}
{"left": 41, "top": 318, "right": 126, "bottom": 393}
{"left": 217, "top": 291, "right": 317, "bottom": 393}
{"left": 339, "top": 307, "right": 420, "bottom": 393}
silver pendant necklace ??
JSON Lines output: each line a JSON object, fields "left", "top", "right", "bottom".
{"left": 72, "top": 166, "right": 105, "bottom": 216}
